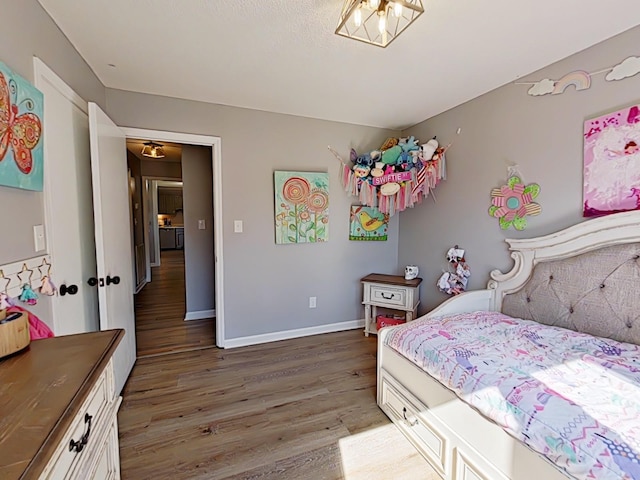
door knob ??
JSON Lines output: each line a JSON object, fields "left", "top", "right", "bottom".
{"left": 60, "top": 284, "right": 79, "bottom": 296}
{"left": 87, "top": 277, "right": 98, "bottom": 287}
{"left": 106, "top": 275, "right": 120, "bottom": 286}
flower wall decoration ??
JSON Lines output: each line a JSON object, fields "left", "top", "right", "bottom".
{"left": 274, "top": 171, "right": 329, "bottom": 244}
{"left": 489, "top": 176, "right": 541, "bottom": 230}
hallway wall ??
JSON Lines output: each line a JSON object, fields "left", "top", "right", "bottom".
{"left": 182, "top": 145, "right": 215, "bottom": 317}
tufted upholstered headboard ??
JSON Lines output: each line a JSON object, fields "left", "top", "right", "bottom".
{"left": 501, "top": 243, "right": 640, "bottom": 344}
{"left": 483, "top": 211, "right": 640, "bottom": 345}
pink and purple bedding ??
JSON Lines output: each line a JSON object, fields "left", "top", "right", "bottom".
{"left": 384, "top": 311, "right": 640, "bottom": 480}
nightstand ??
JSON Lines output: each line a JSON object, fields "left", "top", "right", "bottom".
{"left": 361, "top": 273, "right": 422, "bottom": 336}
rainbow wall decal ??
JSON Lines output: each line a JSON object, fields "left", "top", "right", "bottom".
{"left": 551, "top": 70, "right": 591, "bottom": 95}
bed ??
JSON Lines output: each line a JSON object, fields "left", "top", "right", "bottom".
{"left": 377, "top": 210, "right": 640, "bottom": 480}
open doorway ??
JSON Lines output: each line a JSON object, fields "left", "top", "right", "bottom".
{"left": 126, "top": 139, "right": 217, "bottom": 357}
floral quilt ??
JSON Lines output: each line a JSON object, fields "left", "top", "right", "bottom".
{"left": 384, "top": 311, "right": 640, "bottom": 480}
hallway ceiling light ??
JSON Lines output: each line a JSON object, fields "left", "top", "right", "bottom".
{"left": 335, "top": 0, "right": 424, "bottom": 48}
{"left": 141, "top": 141, "right": 166, "bottom": 159}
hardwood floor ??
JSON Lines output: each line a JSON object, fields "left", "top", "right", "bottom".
{"left": 118, "top": 330, "right": 438, "bottom": 479}
{"left": 135, "top": 249, "right": 216, "bottom": 357}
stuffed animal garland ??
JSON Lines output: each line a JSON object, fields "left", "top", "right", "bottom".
{"left": 329, "top": 136, "right": 447, "bottom": 215}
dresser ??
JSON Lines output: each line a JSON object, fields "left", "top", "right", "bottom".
{"left": 361, "top": 273, "right": 422, "bottom": 336}
{"left": 0, "top": 329, "right": 124, "bottom": 480}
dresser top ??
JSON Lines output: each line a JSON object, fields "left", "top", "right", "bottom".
{"left": 0, "top": 329, "right": 123, "bottom": 480}
{"left": 361, "top": 273, "right": 423, "bottom": 287}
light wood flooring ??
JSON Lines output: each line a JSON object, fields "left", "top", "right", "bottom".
{"left": 118, "top": 330, "right": 439, "bottom": 480}
{"left": 135, "top": 249, "right": 216, "bottom": 357}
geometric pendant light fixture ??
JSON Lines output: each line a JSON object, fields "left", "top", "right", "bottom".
{"left": 141, "top": 141, "right": 166, "bottom": 159}
{"left": 335, "top": 0, "right": 424, "bottom": 48}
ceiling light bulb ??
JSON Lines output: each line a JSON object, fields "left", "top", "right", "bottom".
{"left": 354, "top": 7, "right": 362, "bottom": 27}
{"left": 393, "top": 1, "right": 403, "bottom": 17}
{"left": 141, "top": 141, "right": 166, "bottom": 159}
{"left": 369, "top": 0, "right": 380, "bottom": 9}
{"left": 378, "top": 11, "right": 386, "bottom": 33}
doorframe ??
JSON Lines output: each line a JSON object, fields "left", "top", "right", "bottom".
{"left": 121, "top": 128, "right": 225, "bottom": 348}
{"left": 33, "top": 57, "right": 90, "bottom": 334}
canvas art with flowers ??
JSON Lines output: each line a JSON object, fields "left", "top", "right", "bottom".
{"left": 274, "top": 171, "right": 329, "bottom": 244}
{"left": 489, "top": 176, "right": 541, "bottom": 230}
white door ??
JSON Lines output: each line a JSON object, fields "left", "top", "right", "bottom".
{"left": 89, "top": 102, "right": 136, "bottom": 394}
{"left": 34, "top": 59, "right": 100, "bottom": 336}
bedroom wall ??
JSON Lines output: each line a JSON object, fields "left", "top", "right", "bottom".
{"left": 400, "top": 25, "right": 640, "bottom": 312}
{"left": 105, "top": 89, "right": 401, "bottom": 340}
{"left": 0, "top": 0, "right": 105, "bottom": 266}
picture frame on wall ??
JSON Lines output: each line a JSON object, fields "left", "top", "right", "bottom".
{"left": 274, "top": 171, "right": 329, "bottom": 244}
{"left": 349, "top": 205, "right": 388, "bottom": 241}
{"left": 0, "top": 61, "right": 44, "bottom": 191}
{"left": 583, "top": 103, "right": 640, "bottom": 216}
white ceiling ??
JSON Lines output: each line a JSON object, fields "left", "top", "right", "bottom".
{"left": 39, "top": 0, "right": 640, "bottom": 130}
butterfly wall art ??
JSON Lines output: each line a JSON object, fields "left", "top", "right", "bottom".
{"left": 0, "top": 61, "right": 43, "bottom": 191}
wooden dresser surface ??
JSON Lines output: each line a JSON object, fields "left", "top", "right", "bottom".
{"left": 0, "top": 329, "right": 123, "bottom": 480}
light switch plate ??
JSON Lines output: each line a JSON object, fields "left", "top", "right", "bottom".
{"left": 198, "top": 219, "right": 206, "bottom": 230}
{"left": 234, "top": 220, "right": 243, "bottom": 233}
{"left": 33, "top": 225, "right": 45, "bottom": 252}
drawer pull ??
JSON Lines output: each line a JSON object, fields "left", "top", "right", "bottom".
{"left": 402, "top": 407, "right": 418, "bottom": 426}
{"left": 69, "top": 413, "right": 93, "bottom": 453}
{"left": 381, "top": 292, "right": 395, "bottom": 300}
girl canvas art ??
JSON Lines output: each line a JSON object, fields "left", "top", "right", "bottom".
{"left": 583, "top": 104, "right": 640, "bottom": 216}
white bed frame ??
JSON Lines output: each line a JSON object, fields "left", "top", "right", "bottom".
{"left": 377, "top": 211, "right": 640, "bottom": 480}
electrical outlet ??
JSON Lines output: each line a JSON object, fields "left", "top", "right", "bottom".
{"left": 309, "top": 296, "right": 316, "bottom": 309}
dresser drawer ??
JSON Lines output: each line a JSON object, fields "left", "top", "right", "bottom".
{"left": 369, "top": 284, "right": 408, "bottom": 308}
{"left": 86, "top": 419, "right": 120, "bottom": 480}
{"left": 42, "top": 361, "right": 113, "bottom": 480}
{"left": 380, "top": 372, "right": 448, "bottom": 475}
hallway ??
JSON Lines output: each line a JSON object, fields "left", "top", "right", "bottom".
{"left": 135, "top": 249, "right": 216, "bottom": 357}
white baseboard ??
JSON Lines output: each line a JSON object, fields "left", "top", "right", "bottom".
{"left": 184, "top": 309, "right": 216, "bottom": 321}
{"left": 223, "top": 319, "right": 365, "bottom": 349}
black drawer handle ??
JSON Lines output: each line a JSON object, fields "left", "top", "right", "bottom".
{"left": 402, "top": 407, "right": 418, "bottom": 426}
{"left": 69, "top": 413, "right": 93, "bottom": 453}
{"left": 381, "top": 292, "right": 395, "bottom": 300}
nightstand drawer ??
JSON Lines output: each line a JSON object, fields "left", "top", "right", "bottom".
{"left": 369, "top": 284, "right": 407, "bottom": 308}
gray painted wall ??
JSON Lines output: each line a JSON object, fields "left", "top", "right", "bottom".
{"left": 0, "top": 0, "right": 105, "bottom": 265}
{"left": 182, "top": 145, "right": 215, "bottom": 314}
{"left": 141, "top": 159, "right": 182, "bottom": 179}
{"left": 400, "top": 25, "right": 640, "bottom": 313}
{"left": 105, "top": 89, "right": 400, "bottom": 339}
